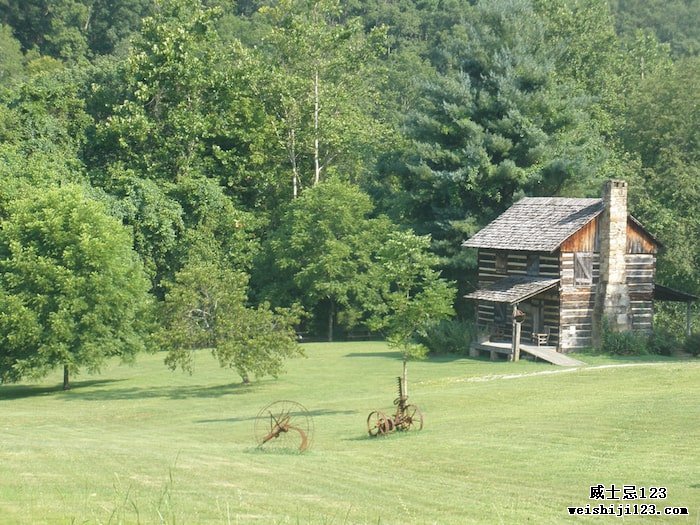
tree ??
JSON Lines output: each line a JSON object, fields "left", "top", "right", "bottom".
{"left": 365, "top": 231, "right": 455, "bottom": 397}
{"left": 88, "top": 0, "right": 268, "bottom": 290}
{"left": 610, "top": 0, "right": 700, "bottom": 58}
{"left": 0, "top": 0, "right": 152, "bottom": 60}
{"left": 0, "top": 24, "right": 24, "bottom": 84}
{"left": 0, "top": 185, "right": 153, "bottom": 390}
{"left": 257, "top": 178, "right": 394, "bottom": 341}
{"left": 160, "top": 257, "right": 303, "bottom": 384}
{"left": 371, "top": 0, "right": 619, "bottom": 311}
{"left": 0, "top": 0, "right": 90, "bottom": 61}
{"left": 622, "top": 56, "right": 700, "bottom": 294}
{"left": 252, "top": 0, "right": 392, "bottom": 197}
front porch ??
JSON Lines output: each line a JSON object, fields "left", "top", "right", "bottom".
{"left": 469, "top": 340, "right": 585, "bottom": 366}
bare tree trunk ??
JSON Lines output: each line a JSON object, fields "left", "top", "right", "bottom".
{"left": 63, "top": 365, "right": 70, "bottom": 391}
{"left": 313, "top": 68, "right": 321, "bottom": 186}
{"left": 84, "top": 3, "right": 94, "bottom": 32}
{"left": 402, "top": 359, "right": 408, "bottom": 400}
{"left": 290, "top": 128, "right": 299, "bottom": 198}
{"left": 327, "top": 298, "right": 334, "bottom": 342}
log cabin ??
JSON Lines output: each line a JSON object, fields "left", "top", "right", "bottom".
{"left": 462, "top": 180, "right": 695, "bottom": 361}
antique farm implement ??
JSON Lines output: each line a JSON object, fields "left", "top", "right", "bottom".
{"left": 367, "top": 377, "right": 423, "bottom": 436}
{"left": 254, "top": 400, "right": 314, "bottom": 452}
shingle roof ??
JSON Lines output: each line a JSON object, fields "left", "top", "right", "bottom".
{"left": 462, "top": 197, "right": 603, "bottom": 252}
{"left": 463, "top": 276, "right": 561, "bottom": 304}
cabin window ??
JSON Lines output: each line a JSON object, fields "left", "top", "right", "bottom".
{"left": 495, "top": 252, "right": 508, "bottom": 274}
{"left": 574, "top": 253, "right": 593, "bottom": 285}
{"left": 527, "top": 254, "right": 540, "bottom": 276}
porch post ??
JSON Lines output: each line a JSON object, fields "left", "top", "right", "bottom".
{"left": 512, "top": 303, "right": 521, "bottom": 362}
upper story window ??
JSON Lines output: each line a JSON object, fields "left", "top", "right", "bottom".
{"left": 574, "top": 252, "right": 593, "bottom": 285}
{"left": 527, "top": 254, "right": 540, "bottom": 276}
{"left": 495, "top": 252, "right": 508, "bottom": 274}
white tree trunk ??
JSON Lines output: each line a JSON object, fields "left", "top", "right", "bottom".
{"left": 313, "top": 68, "right": 321, "bottom": 186}
{"left": 290, "top": 128, "right": 299, "bottom": 199}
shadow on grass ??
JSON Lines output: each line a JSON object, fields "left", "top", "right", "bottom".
{"left": 196, "top": 408, "right": 359, "bottom": 424}
{"left": 346, "top": 351, "right": 474, "bottom": 363}
{"left": 345, "top": 351, "right": 402, "bottom": 359}
{"left": 57, "top": 381, "right": 257, "bottom": 401}
{"left": 244, "top": 446, "right": 310, "bottom": 456}
{"left": 0, "top": 379, "right": 126, "bottom": 400}
{"left": 343, "top": 430, "right": 424, "bottom": 442}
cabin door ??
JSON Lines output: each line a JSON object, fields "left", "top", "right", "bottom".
{"left": 521, "top": 300, "right": 544, "bottom": 333}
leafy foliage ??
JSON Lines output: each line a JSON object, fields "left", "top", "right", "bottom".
{"left": 0, "top": 0, "right": 697, "bottom": 362}
{"left": 418, "top": 319, "right": 476, "bottom": 356}
{"left": 366, "top": 231, "right": 456, "bottom": 359}
{"left": 623, "top": 56, "right": 700, "bottom": 294}
{"left": 683, "top": 332, "right": 700, "bottom": 357}
{"left": 610, "top": 0, "right": 700, "bottom": 57}
{"left": 0, "top": 185, "right": 153, "bottom": 388}
{"left": 599, "top": 318, "right": 649, "bottom": 356}
{"left": 160, "top": 257, "right": 303, "bottom": 383}
{"left": 257, "top": 179, "right": 394, "bottom": 340}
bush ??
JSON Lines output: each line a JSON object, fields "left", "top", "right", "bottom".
{"left": 683, "top": 332, "right": 700, "bottom": 356}
{"left": 418, "top": 319, "right": 475, "bottom": 355}
{"left": 647, "top": 328, "right": 680, "bottom": 356}
{"left": 600, "top": 319, "right": 649, "bottom": 356}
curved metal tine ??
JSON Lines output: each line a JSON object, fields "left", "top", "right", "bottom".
{"left": 268, "top": 408, "right": 292, "bottom": 429}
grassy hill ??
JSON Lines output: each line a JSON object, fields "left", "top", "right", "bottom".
{"left": 0, "top": 342, "right": 698, "bottom": 524}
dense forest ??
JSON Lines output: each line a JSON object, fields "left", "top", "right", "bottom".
{"left": 0, "top": 0, "right": 698, "bottom": 385}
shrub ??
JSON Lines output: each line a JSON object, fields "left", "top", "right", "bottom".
{"left": 647, "top": 328, "right": 680, "bottom": 356}
{"left": 600, "top": 319, "right": 649, "bottom": 356}
{"left": 418, "top": 319, "right": 475, "bottom": 355}
{"left": 683, "top": 332, "right": 700, "bottom": 356}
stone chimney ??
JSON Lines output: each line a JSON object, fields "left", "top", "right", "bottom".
{"left": 593, "top": 180, "right": 631, "bottom": 345}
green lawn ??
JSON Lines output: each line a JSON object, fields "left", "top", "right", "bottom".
{"left": 1, "top": 342, "right": 698, "bottom": 524}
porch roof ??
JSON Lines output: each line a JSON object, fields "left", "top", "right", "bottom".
{"left": 654, "top": 283, "right": 699, "bottom": 302}
{"left": 464, "top": 276, "right": 560, "bottom": 305}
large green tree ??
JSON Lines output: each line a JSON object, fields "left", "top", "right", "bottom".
{"left": 0, "top": 185, "right": 153, "bottom": 390}
{"left": 257, "top": 178, "right": 394, "bottom": 340}
{"left": 0, "top": 0, "right": 152, "bottom": 60}
{"left": 371, "top": 0, "right": 622, "bottom": 310}
{"left": 609, "top": 0, "right": 700, "bottom": 58}
{"left": 622, "top": 56, "right": 700, "bottom": 294}
{"left": 88, "top": 0, "right": 267, "bottom": 290}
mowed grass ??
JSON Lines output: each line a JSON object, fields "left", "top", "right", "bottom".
{"left": 1, "top": 342, "right": 698, "bottom": 524}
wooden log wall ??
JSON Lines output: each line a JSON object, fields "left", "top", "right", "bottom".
{"left": 478, "top": 250, "right": 559, "bottom": 285}
{"left": 626, "top": 253, "right": 655, "bottom": 333}
{"left": 476, "top": 250, "right": 561, "bottom": 346}
{"left": 559, "top": 252, "right": 600, "bottom": 350}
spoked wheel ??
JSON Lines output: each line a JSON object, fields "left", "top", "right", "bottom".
{"left": 254, "top": 400, "right": 314, "bottom": 452}
{"left": 399, "top": 404, "right": 423, "bottom": 431}
{"left": 367, "top": 410, "right": 394, "bottom": 437}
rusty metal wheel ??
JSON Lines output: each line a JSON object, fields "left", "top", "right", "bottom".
{"left": 254, "top": 400, "right": 314, "bottom": 452}
{"left": 367, "top": 410, "right": 394, "bottom": 437}
{"left": 401, "top": 404, "right": 423, "bottom": 431}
